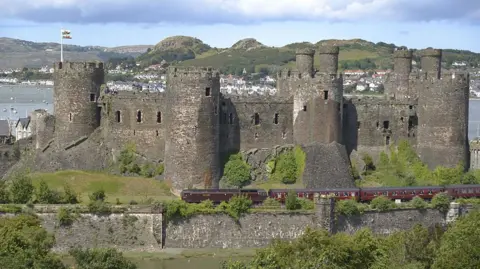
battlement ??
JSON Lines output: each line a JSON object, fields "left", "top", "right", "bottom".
{"left": 277, "top": 69, "right": 342, "bottom": 80}
{"left": 419, "top": 48, "right": 442, "bottom": 57}
{"left": 101, "top": 90, "right": 164, "bottom": 101}
{"left": 317, "top": 46, "right": 340, "bottom": 54}
{"left": 296, "top": 47, "right": 315, "bottom": 55}
{"left": 393, "top": 49, "right": 413, "bottom": 58}
{"left": 222, "top": 91, "right": 292, "bottom": 104}
{"left": 54, "top": 61, "right": 104, "bottom": 72}
{"left": 167, "top": 66, "right": 220, "bottom": 78}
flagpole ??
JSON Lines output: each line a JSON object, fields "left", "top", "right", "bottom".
{"left": 60, "top": 28, "right": 63, "bottom": 63}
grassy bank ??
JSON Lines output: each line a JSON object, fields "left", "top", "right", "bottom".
{"left": 59, "top": 249, "right": 256, "bottom": 269}
{"left": 29, "top": 170, "right": 175, "bottom": 204}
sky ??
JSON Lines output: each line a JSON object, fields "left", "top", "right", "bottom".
{"left": 0, "top": 0, "right": 479, "bottom": 52}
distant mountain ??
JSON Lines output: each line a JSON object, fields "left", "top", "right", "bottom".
{"left": 1, "top": 36, "right": 479, "bottom": 74}
{"left": 0, "top": 37, "right": 152, "bottom": 69}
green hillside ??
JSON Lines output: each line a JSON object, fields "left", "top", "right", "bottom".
{"left": 136, "top": 36, "right": 480, "bottom": 75}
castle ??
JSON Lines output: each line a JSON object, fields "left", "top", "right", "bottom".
{"left": 10, "top": 46, "right": 470, "bottom": 195}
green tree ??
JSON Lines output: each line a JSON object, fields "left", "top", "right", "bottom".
{"left": 0, "top": 215, "right": 66, "bottom": 269}
{"left": 432, "top": 211, "right": 480, "bottom": 269}
{"left": 69, "top": 248, "right": 136, "bottom": 269}
{"left": 9, "top": 173, "right": 34, "bottom": 203}
{"left": 222, "top": 154, "right": 251, "bottom": 187}
{"left": 36, "top": 180, "right": 63, "bottom": 204}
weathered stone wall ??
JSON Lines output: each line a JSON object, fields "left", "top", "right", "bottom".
{"left": 336, "top": 209, "right": 445, "bottom": 235}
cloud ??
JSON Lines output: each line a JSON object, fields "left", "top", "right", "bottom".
{"left": 0, "top": 0, "right": 479, "bottom": 25}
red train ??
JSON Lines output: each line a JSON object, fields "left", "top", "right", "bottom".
{"left": 181, "top": 185, "right": 480, "bottom": 204}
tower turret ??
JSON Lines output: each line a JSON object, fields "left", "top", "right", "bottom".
{"left": 393, "top": 47, "right": 413, "bottom": 75}
{"left": 386, "top": 47, "right": 414, "bottom": 100}
{"left": 295, "top": 48, "right": 315, "bottom": 77}
{"left": 420, "top": 48, "right": 442, "bottom": 79}
{"left": 53, "top": 62, "right": 104, "bottom": 147}
{"left": 317, "top": 46, "right": 340, "bottom": 74}
{"left": 164, "top": 67, "right": 221, "bottom": 194}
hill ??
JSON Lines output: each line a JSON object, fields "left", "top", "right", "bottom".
{"left": 0, "top": 37, "right": 150, "bottom": 69}
{"left": 136, "top": 36, "right": 480, "bottom": 75}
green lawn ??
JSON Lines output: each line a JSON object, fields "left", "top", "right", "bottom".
{"left": 29, "top": 170, "right": 176, "bottom": 204}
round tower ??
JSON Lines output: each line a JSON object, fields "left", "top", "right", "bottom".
{"left": 393, "top": 47, "right": 413, "bottom": 75}
{"left": 295, "top": 48, "right": 315, "bottom": 77}
{"left": 53, "top": 62, "right": 104, "bottom": 146}
{"left": 164, "top": 67, "right": 221, "bottom": 194}
{"left": 420, "top": 48, "right": 442, "bottom": 79}
{"left": 317, "top": 46, "right": 340, "bottom": 74}
{"left": 417, "top": 72, "right": 469, "bottom": 169}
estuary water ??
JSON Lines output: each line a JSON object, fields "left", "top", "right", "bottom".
{"left": 2, "top": 84, "right": 480, "bottom": 140}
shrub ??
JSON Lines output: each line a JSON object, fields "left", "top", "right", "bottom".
{"left": 36, "top": 180, "right": 63, "bottom": 204}
{"left": 223, "top": 154, "right": 251, "bottom": 187}
{"left": 70, "top": 248, "right": 136, "bottom": 269}
{"left": 57, "top": 207, "right": 77, "bottom": 226}
{"left": 431, "top": 192, "right": 452, "bottom": 213}
{"left": 9, "top": 173, "right": 34, "bottom": 204}
{"left": 63, "top": 184, "right": 79, "bottom": 204}
{"left": 336, "top": 199, "right": 361, "bottom": 215}
{"left": 0, "top": 181, "right": 9, "bottom": 204}
{"left": 410, "top": 196, "right": 428, "bottom": 209}
{"left": 370, "top": 196, "right": 395, "bottom": 211}
{"left": 261, "top": 197, "right": 281, "bottom": 208}
{"left": 89, "top": 190, "right": 106, "bottom": 202}
{"left": 272, "top": 151, "right": 298, "bottom": 184}
{"left": 225, "top": 195, "right": 252, "bottom": 219}
{"left": 297, "top": 198, "right": 314, "bottom": 210}
{"left": 88, "top": 200, "right": 112, "bottom": 214}
{"left": 285, "top": 190, "right": 299, "bottom": 210}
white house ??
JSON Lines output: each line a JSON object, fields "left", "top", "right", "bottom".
{"left": 15, "top": 117, "right": 32, "bottom": 140}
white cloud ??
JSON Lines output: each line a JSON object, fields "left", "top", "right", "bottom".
{"left": 0, "top": 0, "right": 478, "bottom": 24}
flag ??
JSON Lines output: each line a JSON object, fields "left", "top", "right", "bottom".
{"left": 61, "top": 30, "right": 72, "bottom": 39}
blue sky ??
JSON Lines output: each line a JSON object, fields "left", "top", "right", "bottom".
{"left": 0, "top": 0, "right": 479, "bottom": 52}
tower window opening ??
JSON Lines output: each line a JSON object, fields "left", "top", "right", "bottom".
{"left": 409, "top": 105, "right": 413, "bottom": 109}
{"left": 400, "top": 117, "right": 404, "bottom": 122}
{"left": 357, "top": 121, "right": 361, "bottom": 130}
{"left": 383, "top": 120, "right": 389, "bottom": 129}
{"left": 69, "top": 113, "right": 72, "bottom": 122}
{"left": 90, "top": 93, "right": 96, "bottom": 102}
{"left": 254, "top": 133, "right": 259, "bottom": 139}
{"left": 274, "top": 113, "right": 279, "bottom": 124}
{"left": 115, "top": 111, "right": 121, "bottom": 123}
{"left": 205, "top": 87, "right": 211, "bottom": 96}
{"left": 133, "top": 130, "right": 136, "bottom": 136}
{"left": 136, "top": 110, "right": 142, "bottom": 123}
{"left": 282, "top": 131, "right": 286, "bottom": 139}
{"left": 386, "top": 136, "right": 391, "bottom": 145}
{"left": 254, "top": 113, "right": 260, "bottom": 125}
{"left": 156, "top": 130, "right": 159, "bottom": 136}
{"left": 323, "top": 90, "right": 328, "bottom": 100}
{"left": 156, "top": 112, "right": 162, "bottom": 123}
{"left": 229, "top": 113, "right": 233, "bottom": 124}
{"left": 376, "top": 121, "right": 379, "bottom": 128}
{"left": 214, "top": 105, "right": 218, "bottom": 115}
{"left": 303, "top": 105, "right": 307, "bottom": 111}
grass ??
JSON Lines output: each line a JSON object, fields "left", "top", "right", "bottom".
{"left": 246, "top": 181, "right": 304, "bottom": 191}
{"left": 29, "top": 170, "right": 175, "bottom": 204}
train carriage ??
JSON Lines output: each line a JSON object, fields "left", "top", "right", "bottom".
{"left": 445, "top": 185, "right": 480, "bottom": 199}
{"left": 269, "top": 188, "right": 360, "bottom": 203}
{"left": 181, "top": 189, "right": 268, "bottom": 204}
{"left": 359, "top": 186, "right": 444, "bottom": 202}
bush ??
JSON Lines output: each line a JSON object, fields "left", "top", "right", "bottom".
{"left": 285, "top": 190, "right": 299, "bottom": 210}
{"left": 223, "top": 154, "right": 251, "bottom": 187}
{"left": 431, "top": 193, "right": 452, "bottom": 213}
{"left": 370, "top": 196, "right": 395, "bottom": 211}
{"left": 69, "top": 248, "right": 136, "bottom": 269}
{"left": 0, "top": 181, "right": 9, "bottom": 204}
{"left": 63, "top": 184, "right": 79, "bottom": 204}
{"left": 261, "top": 197, "right": 281, "bottom": 208}
{"left": 224, "top": 195, "right": 252, "bottom": 219}
{"left": 88, "top": 200, "right": 112, "bottom": 214}
{"left": 89, "top": 190, "right": 106, "bottom": 202}
{"left": 297, "top": 198, "right": 315, "bottom": 210}
{"left": 36, "top": 180, "right": 63, "bottom": 204}
{"left": 9, "top": 173, "right": 34, "bottom": 203}
{"left": 336, "top": 199, "right": 362, "bottom": 215}
{"left": 410, "top": 196, "right": 428, "bottom": 209}
{"left": 57, "top": 207, "right": 77, "bottom": 226}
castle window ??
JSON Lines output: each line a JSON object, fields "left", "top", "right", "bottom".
{"left": 115, "top": 111, "right": 121, "bottom": 123}
{"left": 69, "top": 113, "right": 72, "bottom": 122}
{"left": 383, "top": 121, "right": 389, "bottom": 129}
{"left": 133, "top": 130, "right": 136, "bottom": 136}
{"left": 222, "top": 101, "right": 226, "bottom": 106}
{"left": 343, "top": 104, "right": 347, "bottom": 109}
{"left": 323, "top": 90, "right": 328, "bottom": 100}
{"left": 376, "top": 121, "right": 379, "bottom": 128}
{"left": 254, "top": 133, "right": 259, "bottom": 139}
{"left": 282, "top": 131, "right": 287, "bottom": 139}
{"left": 303, "top": 105, "right": 307, "bottom": 111}
{"left": 136, "top": 110, "right": 142, "bottom": 123}
{"left": 156, "top": 130, "right": 159, "bottom": 136}
{"left": 274, "top": 113, "right": 279, "bottom": 124}
{"left": 409, "top": 105, "right": 413, "bottom": 109}
{"left": 205, "top": 87, "right": 211, "bottom": 96}
{"left": 400, "top": 117, "right": 404, "bottom": 122}
{"left": 254, "top": 113, "right": 260, "bottom": 125}
{"left": 90, "top": 93, "right": 96, "bottom": 102}
{"left": 229, "top": 113, "right": 233, "bottom": 124}
{"left": 386, "top": 136, "right": 391, "bottom": 145}
{"left": 357, "top": 121, "right": 361, "bottom": 130}
{"left": 156, "top": 112, "right": 162, "bottom": 123}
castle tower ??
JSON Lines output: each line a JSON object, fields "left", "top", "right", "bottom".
{"left": 417, "top": 48, "right": 469, "bottom": 169}
{"left": 420, "top": 48, "right": 442, "bottom": 79}
{"left": 30, "top": 109, "right": 55, "bottom": 150}
{"left": 293, "top": 45, "right": 342, "bottom": 145}
{"left": 295, "top": 48, "right": 315, "bottom": 77}
{"left": 386, "top": 47, "right": 413, "bottom": 100}
{"left": 53, "top": 62, "right": 104, "bottom": 147}
{"left": 164, "top": 67, "right": 221, "bottom": 194}
{"left": 317, "top": 46, "right": 340, "bottom": 74}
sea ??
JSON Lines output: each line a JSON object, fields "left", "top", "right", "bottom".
{"left": 2, "top": 84, "right": 480, "bottom": 140}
